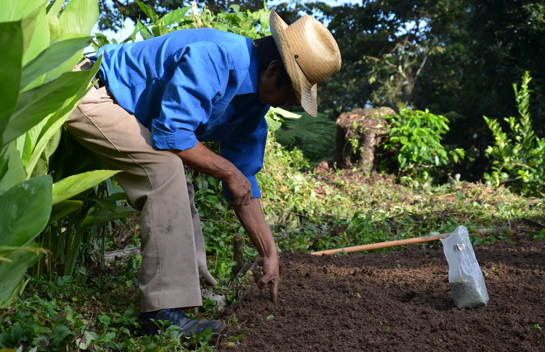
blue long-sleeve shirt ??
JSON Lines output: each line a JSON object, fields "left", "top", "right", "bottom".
{"left": 90, "top": 28, "right": 270, "bottom": 199}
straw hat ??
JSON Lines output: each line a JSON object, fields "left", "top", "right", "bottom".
{"left": 270, "top": 10, "right": 341, "bottom": 117}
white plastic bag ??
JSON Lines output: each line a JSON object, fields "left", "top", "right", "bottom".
{"left": 441, "top": 225, "right": 489, "bottom": 309}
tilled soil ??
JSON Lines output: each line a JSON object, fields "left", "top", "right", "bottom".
{"left": 217, "top": 236, "right": 545, "bottom": 351}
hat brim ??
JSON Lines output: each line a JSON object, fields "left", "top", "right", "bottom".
{"left": 270, "top": 10, "right": 318, "bottom": 117}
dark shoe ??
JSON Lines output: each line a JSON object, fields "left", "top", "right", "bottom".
{"left": 138, "top": 308, "right": 225, "bottom": 337}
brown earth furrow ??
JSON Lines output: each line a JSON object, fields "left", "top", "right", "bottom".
{"left": 218, "top": 236, "right": 545, "bottom": 351}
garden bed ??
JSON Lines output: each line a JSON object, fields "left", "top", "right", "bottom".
{"left": 218, "top": 234, "right": 545, "bottom": 351}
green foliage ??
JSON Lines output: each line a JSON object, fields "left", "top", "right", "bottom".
{"left": 0, "top": 176, "right": 52, "bottom": 308}
{"left": 51, "top": 169, "right": 120, "bottom": 205}
{"left": 384, "top": 109, "right": 464, "bottom": 185}
{"left": 92, "top": 1, "right": 272, "bottom": 45}
{"left": 483, "top": 72, "right": 545, "bottom": 196}
{"left": 0, "top": 0, "right": 133, "bottom": 306}
{"left": 275, "top": 112, "right": 335, "bottom": 162}
{"left": 265, "top": 107, "right": 301, "bottom": 132}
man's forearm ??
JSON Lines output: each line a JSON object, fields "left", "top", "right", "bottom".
{"left": 168, "top": 142, "right": 235, "bottom": 181}
{"left": 233, "top": 198, "right": 277, "bottom": 258}
{"left": 169, "top": 142, "right": 253, "bottom": 206}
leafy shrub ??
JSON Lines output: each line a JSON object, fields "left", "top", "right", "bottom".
{"left": 483, "top": 71, "right": 545, "bottom": 197}
{"left": 384, "top": 109, "right": 464, "bottom": 185}
{"left": 0, "top": 0, "right": 140, "bottom": 306}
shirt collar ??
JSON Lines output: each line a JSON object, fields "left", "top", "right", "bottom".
{"left": 236, "top": 39, "right": 259, "bottom": 96}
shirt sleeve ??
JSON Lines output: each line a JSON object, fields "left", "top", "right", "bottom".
{"left": 221, "top": 109, "right": 269, "bottom": 200}
{"left": 151, "top": 42, "right": 232, "bottom": 151}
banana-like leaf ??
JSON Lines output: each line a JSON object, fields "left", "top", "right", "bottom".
{"left": 0, "top": 246, "right": 48, "bottom": 261}
{"left": 0, "top": 175, "right": 52, "bottom": 247}
{"left": 58, "top": 0, "right": 99, "bottom": 36}
{"left": 46, "top": 0, "right": 63, "bottom": 16}
{"left": 20, "top": 5, "right": 41, "bottom": 56}
{"left": 29, "top": 127, "right": 62, "bottom": 178}
{"left": 0, "top": 244, "right": 42, "bottom": 308}
{"left": 26, "top": 56, "right": 103, "bottom": 177}
{"left": 0, "top": 146, "right": 8, "bottom": 181}
{"left": 48, "top": 200, "right": 83, "bottom": 226}
{"left": 0, "top": 0, "right": 46, "bottom": 64}
{"left": 2, "top": 71, "right": 90, "bottom": 147}
{"left": 23, "top": 4, "right": 49, "bottom": 66}
{"left": 0, "top": 142, "right": 25, "bottom": 191}
{"left": 42, "top": 33, "right": 92, "bottom": 83}
{"left": 52, "top": 170, "right": 121, "bottom": 205}
{"left": 0, "top": 22, "right": 23, "bottom": 141}
{"left": 0, "top": 0, "right": 44, "bottom": 21}
{"left": 22, "top": 35, "right": 92, "bottom": 89}
{"left": 79, "top": 206, "right": 140, "bottom": 231}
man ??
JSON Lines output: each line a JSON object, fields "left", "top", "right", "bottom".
{"left": 67, "top": 10, "right": 341, "bottom": 336}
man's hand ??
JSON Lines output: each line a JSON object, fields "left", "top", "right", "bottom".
{"left": 253, "top": 256, "right": 279, "bottom": 304}
{"left": 234, "top": 199, "right": 279, "bottom": 304}
{"left": 225, "top": 170, "right": 252, "bottom": 206}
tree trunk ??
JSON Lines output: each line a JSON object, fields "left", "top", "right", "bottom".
{"left": 334, "top": 107, "right": 395, "bottom": 172}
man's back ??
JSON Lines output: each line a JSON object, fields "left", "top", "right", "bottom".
{"left": 94, "top": 28, "right": 261, "bottom": 133}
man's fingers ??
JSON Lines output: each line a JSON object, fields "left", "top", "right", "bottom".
{"left": 258, "top": 272, "right": 279, "bottom": 304}
{"left": 269, "top": 276, "right": 279, "bottom": 304}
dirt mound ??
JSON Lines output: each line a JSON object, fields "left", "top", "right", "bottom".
{"left": 218, "top": 236, "right": 545, "bottom": 351}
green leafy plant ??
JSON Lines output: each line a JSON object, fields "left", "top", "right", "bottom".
{"left": 134, "top": 0, "right": 271, "bottom": 40}
{"left": 0, "top": 0, "right": 137, "bottom": 305}
{"left": 483, "top": 71, "right": 545, "bottom": 196}
{"left": 384, "top": 108, "right": 464, "bottom": 185}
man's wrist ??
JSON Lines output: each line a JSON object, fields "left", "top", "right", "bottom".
{"left": 221, "top": 163, "right": 238, "bottom": 183}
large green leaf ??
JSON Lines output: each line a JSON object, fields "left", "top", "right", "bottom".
{"left": 0, "top": 21, "right": 23, "bottom": 143}
{"left": 0, "top": 245, "right": 47, "bottom": 261}
{"left": 21, "top": 35, "right": 92, "bottom": 89}
{"left": 0, "top": 146, "right": 8, "bottom": 182}
{"left": 0, "top": 175, "right": 52, "bottom": 247}
{"left": 0, "top": 142, "right": 25, "bottom": 191}
{"left": 29, "top": 128, "right": 62, "bottom": 178}
{"left": 0, "top": 0, "right": 44, "bottom": 21}
{"left": 58, "top": 0, "right": 99, "bottom": 35}
{"left": 20, "top": 5, "right": 41, "bottom": 55}
{"left": 2, "top": 71, "right": 90, "bottom": 147}
{"left": 0, "top": 246, "right": 41, "bottom": 308}
{"left": 26, "top": 56, "right": 103, "bottom": 176}
{"left": 22, "top": 4, "right": 49, "bottom": 66}
{"left": 42, "top": 33, "right": 92, "bottom": 83}
{"left": 79, "top": 206, "right": 140, "bottom": 231}
{"left": 51, "top": 170, "right": 121, "bottom": 205}
{"left": 48, "top": 200, "right": 83, "bottom": 226}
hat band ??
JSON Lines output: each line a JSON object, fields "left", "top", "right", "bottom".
{"left": 294, "top": 55, "right": 314, "bottom": 85}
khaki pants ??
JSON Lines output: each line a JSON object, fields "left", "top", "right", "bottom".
{"left": 67, "top": 61, "right": 211, "bottom": 311}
